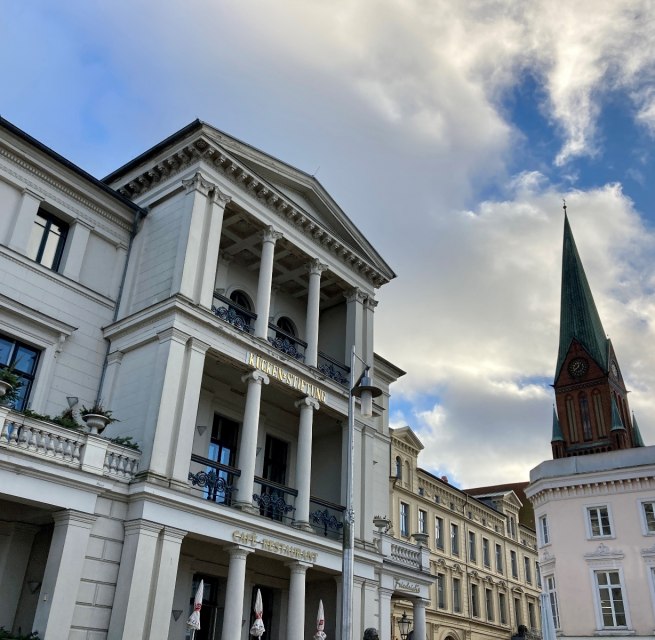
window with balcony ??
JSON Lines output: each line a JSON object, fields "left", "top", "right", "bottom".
{"left": 641, "top": 500, "right": 655, "bottom": 535}
{"left": 594, "top": 570, "right": 628, "bottom": 629}
{"left": 418, "top": 509, "right": 427, "bottom": 534}
{"left": 256, "top": 434, "right": 293, "bottom": 521}
{"left": 436, "top": 573, "right": 446, "bottom": 609}
{"left": 510, "top": 550, "right": 518, "bottom": 578}
{"left": 0, "top": 334, "right": 40, "bottom": 411}
{"left": 435, "top": 516, "right": 444, "bottom": 550}
{"left": 482, "top": 537, "right": 490, "bottom": 567}
{"left": 400, "top": 502, "right": 409, "bottom": 537}
{"left": 468, "top": 530, "right": 477, "bottom": 563}
{"left": 204, "top": 414, "right": 239, "bottom": 504}
{"left": 451, "top": 523, "right": 460, "bottom": 556}
{"left": 452, "top": 577, "right": 462, "bottom": 613}
{"left": 587, "top": 505, "right": 613, "bottom": 538}
{"left": 27, "top": 209, "right": 68, "bottom": 271}
{"left": 495, "top": 543, "right": 504, "bottom": 574}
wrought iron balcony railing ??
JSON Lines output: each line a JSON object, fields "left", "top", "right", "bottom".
{"left": 267, "top": 324, "right": 307, "bottom": 361}
{"left": 253, "top": 477, "right": 297, "bottom": 523}
{"left": 309, "top": 496, "right": 345, "bottom": 539}
{"left": 188, "top": 453, "right": 241, "bottom": 505}
{"left": 211, "top": 292, "right": 257, "bottom": 333}
{"left": 317, "top": 352, "right": 350, "bottom": 386}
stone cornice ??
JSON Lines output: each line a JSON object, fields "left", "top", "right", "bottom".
{"left": 112, "top": 136, "right": 391, "bottom": 288}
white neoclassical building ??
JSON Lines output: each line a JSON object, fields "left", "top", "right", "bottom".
{"left": 0, "top": 118, "right": 432, "bottom": 640}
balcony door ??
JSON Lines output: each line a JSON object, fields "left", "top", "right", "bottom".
{"left": 206, "top": 414, "right": 239, "bottom": 504}
{"left": 260, "top": 435, "right": 290, "bottom": 520}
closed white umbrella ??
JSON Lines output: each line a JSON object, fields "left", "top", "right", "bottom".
{"left": 250, "top": 588, "right": 265, "bottom": 637}
{"left": 540, "top": 592, "right": 557, "bottom": 640}
{"left": 187, "top": 579, "right": 204, "bottom": 638}
{"left": 314, "top": 599, "right": 326, "bottom": 640}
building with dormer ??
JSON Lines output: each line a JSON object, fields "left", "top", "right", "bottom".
{"left": 390, "top": 427, "right": 541, "bottom": 640}
{"left": 527, "top": 212, "right": 655, "bottom": 640}
{"left": 0, "top": 118, "right": 432, "bottom": 640}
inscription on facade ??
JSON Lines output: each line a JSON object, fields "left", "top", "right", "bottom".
{"left": 246, "top": 352, "right": 327, "bottom": 403}
{"left": 232, "top": 530, "right": 319, "bottom": 562}
{"left": 395, "top": 580, "right": 420, "bottom": 593}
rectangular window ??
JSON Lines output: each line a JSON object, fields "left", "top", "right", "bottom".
{"left": 514, "top": 597, "right": 522, "bottom": 627}
{"left": 435, "top": 516, "right": 444, "bottom": 550}
{"left": 642, "top": 501, "right": 655, "bottom": 534}
{"left": 545, "top": 575, "right": 560, "bottom": 629}
{"left": 400, "top": 502, "right": 409, "bottom": 537}
{"left": 524, "top": 556, "right": 532, "bottom": 584}
{"left": 540, "top": 515, "right": 550, "bottom": 544}
{"left": 468, "top": 530, "right": 477, "bottom": 563}
{"left": 536, "top": 562, "right": 541, "bottom": 588}
{"left": 452, "top": 577, "right": 461, "bottom": 613}
{"left": 0, "top": 334, "right": 40, "bottom": 411}
{"left": 485, "top": 588, "right": 494, "bottom": 622}
{"left": 510, "top": 550, "right": 518, "bottom": 578}
{"left": 528, "top": 601, "right": 536, "bottom": 629}
{"left": 206, "top": 414, "right": 239, "bottom": 504}
{"left": 495, "top": 543, "right": 504, "bottom": 574}
{"left": 451, "top": 523, "right": 459, "bottom": 556}
{"left": 27, "top": 209, "right": 68, "bottom": 271}
{"left": 471, "top": 584, "right": 480, "bottom": 618}
{"left": 499, "top": 592, "right": 507, "bottom": 625}
{"left": 482, "top": 537, "right": 490, "bottom": 567}
{"left": 595, "top": 570, "right": 627, "bottom": 628}
{"left": 437, "top": 573, "right": 446, "bottom": 609}
{"left": 419, "top": 509, "right": 427, "bottom": 534}
{"left": 587, "top": 506, "right": 613, "bottom": 538}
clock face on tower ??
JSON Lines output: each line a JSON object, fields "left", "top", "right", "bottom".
{"left": 568, "top": 357, "right": 589, "bottom": 378}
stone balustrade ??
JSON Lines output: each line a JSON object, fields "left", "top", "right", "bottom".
{"left": 0, "top": 408, "right": 140, "bottom": 482}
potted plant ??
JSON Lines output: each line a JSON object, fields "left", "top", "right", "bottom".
{"left": 0, "top": 366, "right": 21, "bottom": 403}
{"left": 80, "top": 402, "right": 117, "bottom": 435}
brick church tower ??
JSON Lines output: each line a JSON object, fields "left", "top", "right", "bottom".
{"left": 551, "top": 211, "right": 645, "bottom": 458}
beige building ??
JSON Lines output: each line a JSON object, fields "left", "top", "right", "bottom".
{"left": 389, "top": 427, "right": 541, "bottom": 640}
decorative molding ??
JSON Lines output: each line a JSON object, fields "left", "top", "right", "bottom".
{"left": 182, "top": 172, "right": 215, "bottom": 196}
{"left": 307, "top": 259, "right": 328, "bottom": 277}
{"left": 261, "top": 226, "right": 283, "bottom": 244}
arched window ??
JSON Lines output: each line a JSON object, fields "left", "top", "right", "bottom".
{"left": 579, "top": 392, "right": 592, "bottom": 441}
{"left": 229, "top": 289, "right": 252, "bottom": 311}
{"left": 592, "top": 391, "right": 606, "bottom": 436}
{"left": 404, "top": 460, "right": 411, "bottom": 488}
{"left": 566, "top": 395, "right": 578, "bottom": 442}
{"left": 395, "top": 456, "right": 402, "bottom": 479}
{"left": 276, "top": 316, "right": 297, "bottom": 337}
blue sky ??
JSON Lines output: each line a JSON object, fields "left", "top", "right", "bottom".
{"left": 3, "top": 1, "right": 655, "bottom": 486}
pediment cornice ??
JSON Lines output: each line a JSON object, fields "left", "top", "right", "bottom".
{"left": 113, "top": 135, "right": 391, "bottom": 288}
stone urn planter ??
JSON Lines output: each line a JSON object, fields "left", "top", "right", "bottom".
{"left": 0, "top": 379, "right": 13, "bottom": 399}
{"left": 82, "top": 413, "right": 111, "bottom": 435}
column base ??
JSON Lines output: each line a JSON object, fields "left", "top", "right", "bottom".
{"left": 235, "top": 501, "right": 258, "bottom": 515}
{"left": 292, "top": 521, "right": 314, "bottom": 532}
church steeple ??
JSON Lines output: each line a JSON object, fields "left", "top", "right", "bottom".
{"left": 552, "top": 210, "right": 640, "bottom": 458}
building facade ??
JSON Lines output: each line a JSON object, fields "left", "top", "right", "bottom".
{"left": 0, "top": 118, "right": 431, "bottom": 640}
{"left": 390, "top": 427, "right": 541, "bottom": 640}
{"left": 526, "top": 212, "right": 653, "bottom": 640}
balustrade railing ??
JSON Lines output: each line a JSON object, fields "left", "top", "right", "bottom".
{"left": 188, "top": 453, "right": 240, "bottom": 505}
{"left": 253, "top": 477, "right": 297, "bottom": 523}
{"left": 317, "top": 352, "right": 350, "bottom": 386}
{"left": 309, "top": 496, "right": 345, "bottom": 539}
{"left": 0, "top": 410, "right": 140, "bottom": 482}
{"left": 390, "top": 541, "right": 422, "bottom": 568}
{"left": 267, "top": 324, "right": 307, "bottom": 361}
{"left": 211, "top": 292, "right": 257, "bottom": 333}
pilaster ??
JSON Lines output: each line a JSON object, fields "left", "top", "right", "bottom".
{"left": 6, "top": 188, "right": 40, "bottom": 252}
{"left": 61, "top": 219, "right": 92, "bottom": 280}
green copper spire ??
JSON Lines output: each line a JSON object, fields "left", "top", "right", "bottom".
{"left": 632, "top": 413, "right": 645, "bottom": 446}
{"left": 551, "top": 406, "right": 563, "bottom": 442}
{"left": 610, "top": 396, "right": 625, "bottom": 431}
{"left": 555, "top": 213, "right": 609, "bottom": 379}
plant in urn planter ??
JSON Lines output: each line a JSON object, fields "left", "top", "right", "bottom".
{"left": 0, "top": 366, "right": 21, "bottom": 404}
{"left": 80, "top": 403, "right": 117, "bottom": 435}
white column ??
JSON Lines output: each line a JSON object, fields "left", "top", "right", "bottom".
{"left": 61, "top": 220, "right": 92, "bottom": 280}
{"left": 363, "top": 297, "right": 377, "bottom": 377}
{"left": 0, "top": 523, "right": 38, "bottom": 630}
{"left": 254, "top": 226, "right": 283, "bottom": 338}
{"left": 6, "top": 188, "right": 40, "bottom": 251}
{"left": 147, "top": 527, "right": 187, "bottom": 640}
{"left": 32, "top": 510, "right": 96, "bottom": 640}
{"left": 293, "top": 397, "right": 320, "bottom": 528}
{"left": 334, "top": 576, "right": 343, "bottom": 640}
{"left": 200, "top": 187, "right": 231, "bottom": 308}
{"left": 235, "top": 370, "right": 269, "bottom": 510}
{"left": 345, "top": 288, "right": 366, "bottom": 364}
{"left": 305, "top": 259, "right": 327, "bottom": 367}
{"left": 178, "top": 172, "right": 215, "bottom": 302}
{"left": 170, "top": 337, "right": 210, "bottom": 486}
{"left": 378, "top": 588, "right": 394, "bottom": 640}
{"left": 412, "top": 599, "right": 427, "bottom": 640}
{"left": 221, "top": 546, "right": 253, "bottom": 640}
{"left": 287, "top": 561, "right": 311, "bottom": 640}
{"left": 352, "top": 577, "right": 364, "bottom": 639}
{"left": 109, "top": 520, "right": 163, "bottom": 639}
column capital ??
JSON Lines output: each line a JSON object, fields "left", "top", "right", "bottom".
{"left": 378, "top": 587, "right": 395, "bottom": 598}
{"left": 307, "top": 259, "right": 328, "bottom": 276}
{"left": 189, "top": 337, "right": 211, "bottom": 354}
{"left": 294, "top": 396, "right": 320, "bottom": 411}
{"left": 157, "top": 327, "right": 190, "bottom": 345}
{"left": 52, "top": 510, "right": 97, "bottom": 529}
{"left": 182, "top": 172, "right": 215, "bottom": 196}
{"left": 242, "top": 370, "right": 270, "bottom": 386}
{"left": 226, "top": 544, "right": 255, "bottom": 562}
{"left": 211, "top": 186, "right": 231, "bottom": 206}
{"left": 161, "top": 526, "right": 188, "bottom": 543}
{"left": 219, "top": 250, "right": 234, "bottom": 264}
{"left": 286, "top": 560, "right": 312, "bottom": 573}
{"left": 261, "top": 225, "right": 283, "bottom": 244}
{"left": 21, "top": 187, "right": 43, "bottom": 201}
{"left": 106, "top": 350, "right": 124, "bottom": 366}
{"left": 364, "top": 296, "right": 378, "bottom": 310}
{"left": 123, "top": 519, "right": 164, "bottom": 537}
{"left": 344, "top": 287, "right": 367, "bottom": 304}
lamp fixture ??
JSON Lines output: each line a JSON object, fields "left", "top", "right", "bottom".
{"left": 398, "top": 611, "right": 412, "bottom": 640}
{"left": 351, "top": 367, "right": 382, "bottom": 418}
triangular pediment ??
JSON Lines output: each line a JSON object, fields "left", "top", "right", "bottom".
{"left": 391, "top": 426, "right": 425, "bottom": 453}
